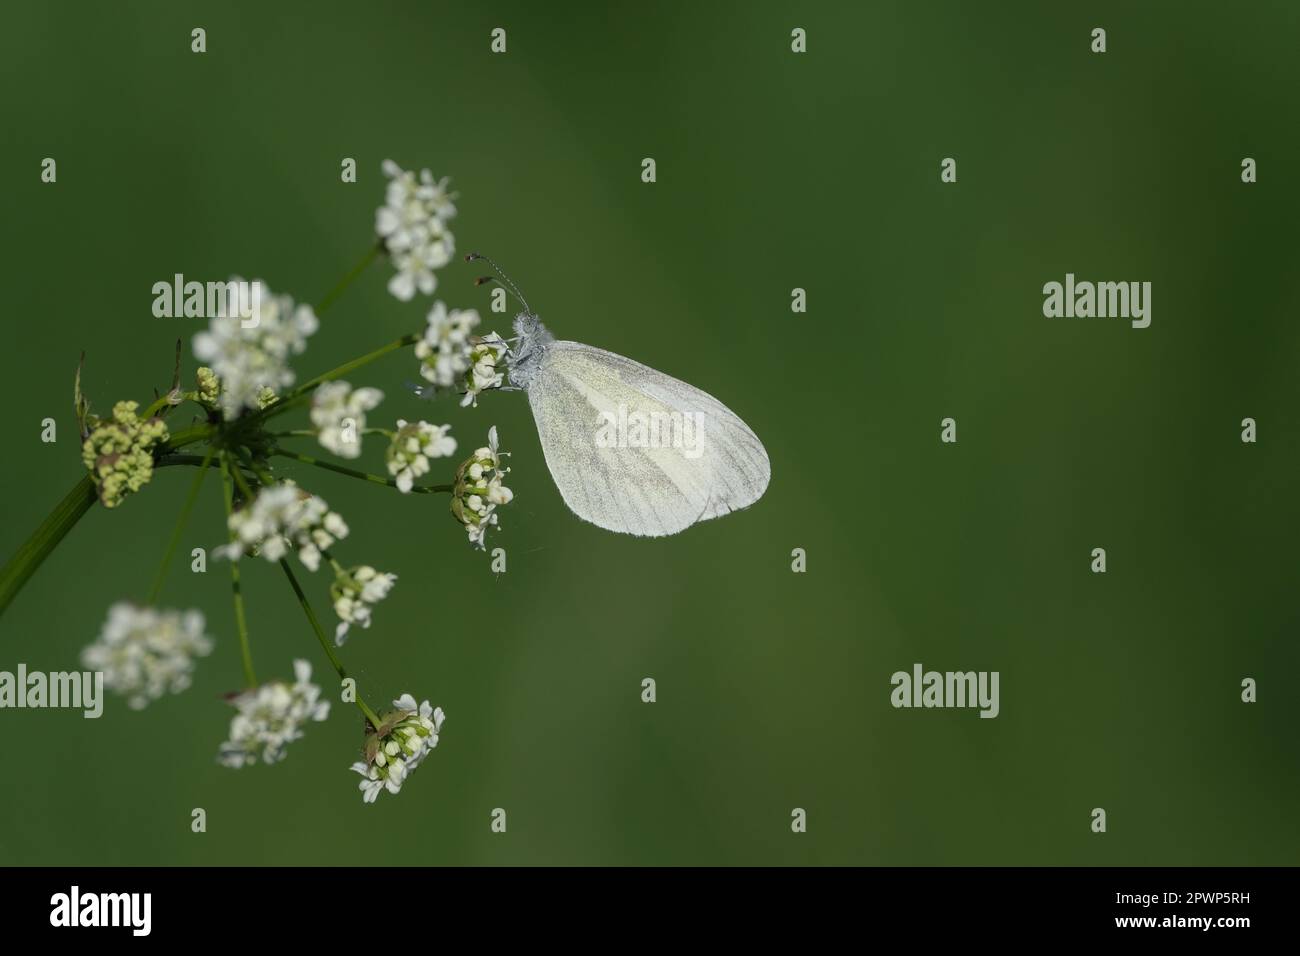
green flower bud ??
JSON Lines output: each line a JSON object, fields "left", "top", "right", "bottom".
{"left": 196, "top": 366, "right": 220, "bottom": 405}
{"left": 80, "top": 400, "right": 169, "bottom": 508}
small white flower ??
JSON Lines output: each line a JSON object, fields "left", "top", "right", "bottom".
{"left": 377, "top": 161, "right": 458, "bottom": 247}
{"left": 220, "top": 481, "right": 348, "bottom": 571}
{"left": 82, "top": 604, "right": 214, "bottom": 710}
{"left": 309, "top": 381, "right": 384, "bottom": 460}
{"left": 377, "top": 160, "right": 457, "bottom": 301}
{"left": 218, "top": 659, "right": 330, "bottom": 768}
{"left": 414, "top": 301, "right": 481, "bottom": 390}
{"left": 385, "top": 419, "right": 456, "bottom": 493}
{"left": 419, "top": 173, "right": 458, "bottom": 222}
{"left": 350, "top": 762, "right": 385, "bottom": 803}
{"left": 388, "top": 241, "right": 451, "bottom": 301}
{"left": 461, "top": 333, "right": 508, "bottom": 407}
{"left": 191, "top": 279, "right": 318, "bottom": 420}
{"left": 451, "top": 426, "right": 513, "bottom": 550}
{"left": 331, "top": 565, "right": 398, "bottom": 644}
{"left": 350, "top": 696, "right": 445, "bottom": 803}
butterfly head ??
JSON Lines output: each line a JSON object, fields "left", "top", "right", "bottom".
{"left": 465, "top": 253, "right": 552, "bottom": 389}
{"left": 506, "top": 312, "right": 552, "bottom": 390}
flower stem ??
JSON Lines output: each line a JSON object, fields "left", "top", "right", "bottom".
{"left": 232, "top": 446, "right": 275, "bottom": 486}
{"left": 271, "top": 447, "right": 451, "bottom": 494}
{"left": 160, "top": 423, "right": 217, "bottom": 453}
{"left": 279, "top": 557, "right": 382, "bottom": 729}
{"left": 299, "top": 333, "right": 420, "bottom": 394}
{"left": 220, "top": 454, "right": 258, "bottom": 688}
{"left": 315, "top": 243, "right": 381, "bottom": 316}
{"left": 146, "top": 445, "right": 215, "bottom": 605}
{"left": 157, "top": 453, "right": 233, "bottom": 471}
{"left": 0, "top": 475, "right": 98, "bottom": 621}
{"left": 254, "top": 332, "right": 421, "bottom": 425}
{"left": 270, "top": 427, "right": 393, "bottom": 440}
{"left": 140, "top": 394, "right": 173, "bottom": 420}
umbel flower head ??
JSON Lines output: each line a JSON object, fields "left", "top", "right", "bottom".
{"left": 82, "top": 603, "right": 213, "bottom": 710}
{"left": 309, "top": 381, "right": 384, "bottom": 460}
{"left": 385, "top": 419, "right": 456, "bottom": 493}
{"left": 217, "top": 480, "right": 348, "bottom": 572}
{"left": 191, "top": 278, "right": 318, "bottom": 420}
{"left": 376, "top": 159, "right": 457, "bottom": 301}
{"left": 80, "top": 400, "right": 169, "bottom": 508}
{"left": 350, "top": 694, "right": 445, "bottom": 803}
{"left": 451, "top": 426, "right": 513, "bottom": 549}
{"left": 461, "top": 332, "right": 507, "bottom": 407}
{"left": 218, "top": 660, "right": 330, "bottom": 768}
{"left": 415, "top": 300, "right": 480, "bottom": 390}
{"left": 330, "top": 564, "right": 397, "bottom": 645}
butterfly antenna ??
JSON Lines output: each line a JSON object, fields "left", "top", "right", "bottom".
{"left": 466, "top": 253, "right": 532, "bottom": 315}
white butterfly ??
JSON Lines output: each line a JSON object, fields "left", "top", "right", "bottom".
{"left": 472, "top": 257, "right": 770, "bottom": 537}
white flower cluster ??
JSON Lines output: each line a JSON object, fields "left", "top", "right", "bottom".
{"left": 386, "top": 419, "right": 457, "bottom": 493}
{"left": 331, "top": 565, "right": 398, "bottom": 645}
{"left": 82, "top": 603, "right": 214, "bottom": 710}
{"left": 350, "top": 695, "right": 445, "bottom": 803}
{"left": 192, "top": 279, "right": 318, "bottom": 420}
{"left": 218, "top": 481, "right": 348, "bottom": 572}
{"left": 451, "top": 426, "right": 514, "bottom": 549}
{"left": 414, "top": 301, "right": 481, "bottom": 390}
{"left": 310, "top": 381, "right": 384, "bottom": 460}
{"left": 217, "top": 660, "right": 330, "bottom": 768}
{"left": 461, "top": 332, "right": 508, "bottom": 407}
{"left": 376, "top": 159, "right": 457, "bottom": 301}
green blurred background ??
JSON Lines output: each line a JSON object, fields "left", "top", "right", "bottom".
{"left": 1, "top": 1, "right": 1297, "bottom": 865}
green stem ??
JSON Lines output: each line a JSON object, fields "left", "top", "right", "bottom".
{"left": 220, "top": 454, "right": 257, "bottom": 688}
{"left": 297, "top": 332, "right": 420, "bottom": 395}
{"left": 157, "top": 453, "right": 238, "bottom": 471}
{"left": 315, "top": 243, "right": 381, "bottom": 316}
{"left": 141, "top": 394, "right": 174, "bottom": 420}
{"left": 227, "top": 456, "right": 257, "bottom": 501}
{"left": 279, "top": 558, "right": 381, "bottom": 728}
{"left": 231, "top": 445, "right": 275, "bottom": 487}
{"left": 271, "top": 447, "right": 451, "bottom": 494}
{"left": 0, "top": 475, "right": 97, "bottom": 621}
{"left": 254, "top": 332, "right": 421, "bottom": 425}
{"left": 146, "top": 445, "right": 215, "bottom": 605}
{"left": 271, "top": 427, "right": 393, "bottom": 440}
{"left": 167, "top": 394, "right": 211, "bottom": 419}
{"left": 160, "top": 423, "right": 217, "bottom": 454}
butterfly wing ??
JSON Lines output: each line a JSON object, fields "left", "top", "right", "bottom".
{"left": 526, "top": 340, "right": 770, "bottom": 536}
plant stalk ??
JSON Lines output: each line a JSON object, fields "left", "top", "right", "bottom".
{"left": 272, "top": 447, "right": 451, "bottom": 494}
{"left": 220, "top": 454, "right": 258, "bottom": 688}
{"left": 279, "top": 558, "right": 382, "bottom": 728}
{"left": 0, "top": 476, "right": 97, "bottom": 621}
